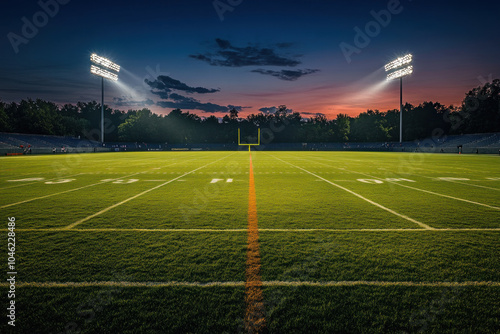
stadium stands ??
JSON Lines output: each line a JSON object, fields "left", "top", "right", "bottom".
{"left": 1, "top": 131, "right": 499, "bottom": 155}
{"left": 0, "top": 132, "right": 102, "bottom": 155}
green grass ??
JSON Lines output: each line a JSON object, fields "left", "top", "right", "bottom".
{"left": 0, "top": 151, "right": 499, "bottom": 333}
{"left": 259, "top": 231, "right": 499, "bottom": 282}
{"left": 263, "top": 286, "right": 500, "bottom": 334}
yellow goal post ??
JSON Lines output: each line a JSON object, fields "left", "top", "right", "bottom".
{"left": 238, "top": 128, "right": 260, "bottom": 152}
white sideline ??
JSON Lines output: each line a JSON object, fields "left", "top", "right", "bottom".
{"left": 64, "top": 154, "right": 234, "bottom": 229}
{"left": 1, "top": 280, "right": 498, "bottom": 288}
{"left": 269, "top": 155, "right": 434, "bottom": 230}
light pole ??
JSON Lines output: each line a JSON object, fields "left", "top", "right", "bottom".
{"left": 385, "top": 54, "right": 413, "bottom": 143}
{"left": 90, "top": 54, "right": 120, "bottom": 143}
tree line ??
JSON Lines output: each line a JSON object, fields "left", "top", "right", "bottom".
{"left": 0, "top": 79, "right": 499, "bottom": 144}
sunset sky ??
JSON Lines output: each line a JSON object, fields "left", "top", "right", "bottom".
{"left": 1, "top": 0, "right": 499, "bottom": 119}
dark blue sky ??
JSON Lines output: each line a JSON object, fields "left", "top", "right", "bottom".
{"left": 1, "top": 0, "right": 499, "bottom": 118}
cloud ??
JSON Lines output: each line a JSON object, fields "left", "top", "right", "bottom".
{"left": 258, "top": 106, "right": 294, "bottom": 114}
{"left": 113, "top": 97, "right": 155, "bottom": 107}
{"left": 190, "top": 38, "right": 301, "bottom": 67}
{"left": 301, "top": 111, "right": 326, "bottom": 117}
{"left": 251, "top": 69, "right": 319, "bottom": 81}
{"left": 145, "top": 74, "right": 248, "bottom": 113}
{"left": 228, "top": 105, "right": 250, "bottom": 112}
{"left": 156, "top": 92, "right": 245, "bottom": 113}
{"left": 145, "top": 75, "right": 219, "bottom": 94}
{"left": 258, "top": 106, "right": 277, "bottom": 114}
{"left": 150, "top": 90, "right": 170, "bottom": 100}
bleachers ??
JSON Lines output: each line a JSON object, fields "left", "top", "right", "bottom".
{"left": 419, "top": 132, "right": 500, "bottom": 153}
{"left": 0, "top": 132, "right": 102, "bottom": 155}
{"left": 0, "top": 132, "right": 100, "bottom": 148}
{"left": 1, "top": 131, "right": 499, "bottom": 154}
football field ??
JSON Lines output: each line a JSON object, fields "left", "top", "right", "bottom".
{"left": 1, "top": 151, "right": 499, "bottom": 333}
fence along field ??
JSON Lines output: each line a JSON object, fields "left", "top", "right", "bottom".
{"left": 0, "top": 151, "right": 499, "bottom": 333}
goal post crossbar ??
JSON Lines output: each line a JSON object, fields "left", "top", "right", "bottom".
{"left": 238, "top": 128, "right": 260, "bottom": 151}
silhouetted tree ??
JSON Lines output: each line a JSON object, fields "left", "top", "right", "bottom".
{"left": 229, "top": 108, "right": 239, "bottom": 120}
{"left": 1, "top": 79, "right": 499, "bottom": 144}
{"left": 454, "top": 79, "right": 500, "bottom": 134}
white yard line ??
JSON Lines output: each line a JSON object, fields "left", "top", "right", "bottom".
{"left": 0, "top": 171, "right": 147, "bottom": 209}
{"left": 3, "top": 228, "right": 499, "bottom": 232}
{"left": 269, "top": 154, "right": 434, "bottom": 230}
{"left": 409, "top": 172, "right": 500, "bottom": 192}
{"left": 0, "top": 173, "right": 85, "bottom": 190}
{"left": 12, "top": 228, "right": 249, "bottom": 232}
{"left": 262, "top": 280, "right": 500, "bottom": 287}
{"left": 437, "top": 179, "right": 500, "bottom": 191}
{"left": 64, "top": 154, "right": 234, "bottom": 229}
{"left": 307, "top": 156, "right": 500, "bottom": 211}
{"left": 259, "top": 228, "right": 500, "bottom": 232}
{"left": 0, "top": 281, "right": 246, "bottom": 288}
{"left": 0, "top": 157, "right": 203, "bottom": 209}
{"left": 1, "top": 280, "right": 498, "bottom": 288}
{"left": 350, "top": 170, "right": 500, "bottom": 210}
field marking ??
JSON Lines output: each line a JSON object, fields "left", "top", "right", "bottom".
{"left": 2, "top": 281, "right": 499, "bottom": 288}
{"left": 258, "top": 228, "right": 500, "bottom": 232}
{"left": 3, "top": 228, "right": 500, "bottom": 232}
{"left": 349, "top": 170, "right": 500, "bottom": 211}
{"left": 64, "top": 154, "right": 234, "bottom": 229}
{"left": 0, "top": 172, "right": 148, "bottom": 209}
{"left": 369, "top": 165, "right": 500, "bottom": 192}
{"left": 0, "top": 152, "right": 207, "bottom": 193}
{"left": 305, "top": 155, "right": 500, "bottom": 211}
{"left": 7, "top": 177, "right": 45, "bottom": 182}
{"left": 263, "top": 281, "right": 500, "bottom": 287}
{"left": 0, "top": 173, "right": 85, "bottom": 190}
{"left": 430, "top": 175, "right": 500, "bottom": 191}
{"left": 0, "top": 156, "right": 207, "bottom": 209}
{"left": 245, "top": 153, "right": 267, "bottom": 333}
{"left": 270, "top": 155, "right": 434, "bottom": 230}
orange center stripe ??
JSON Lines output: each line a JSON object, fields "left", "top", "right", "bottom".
{"left": 244, "top": 153, "right": 267, "bottom": 333}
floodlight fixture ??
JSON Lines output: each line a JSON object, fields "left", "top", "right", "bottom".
{"left": 90, "top": 53, "right": 120, "bottom": 143}
{"left": 91, "top": 53, "right": 121, "bottom": 72}
{"left": 90, "top": 65, "right": 118, "bottom": 81}
{"left": 384, "top": 54, "right": 412, "bottom": 72}
{"left": 385, "top": 54, "right": 413, "bottom": 143}
{"left": 386, "top": 65, "right": 413, "bottom": 81}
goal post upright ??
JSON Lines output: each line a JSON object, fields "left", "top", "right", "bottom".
{"left": 238, "top": 128, "right": 260, "bottom": 152}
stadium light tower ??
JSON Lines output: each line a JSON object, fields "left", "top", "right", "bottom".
{"left": 90, "top": 53, "right": 120, "bottom": 143}
{"left": 385, "top": 54, "right": 413, "bottom": 143}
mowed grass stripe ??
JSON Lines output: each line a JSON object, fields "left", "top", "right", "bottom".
{"left": 269, "top": 154, "right": 434, "bottom": 230}
{"left": 65, "top": 154, "right": 234, "bottom": 229}
{"left": 2, "top": 281, "right": 498, "bottom": 288}
{"left": 245, "top": 153, "right": 267, "bottom": 333}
